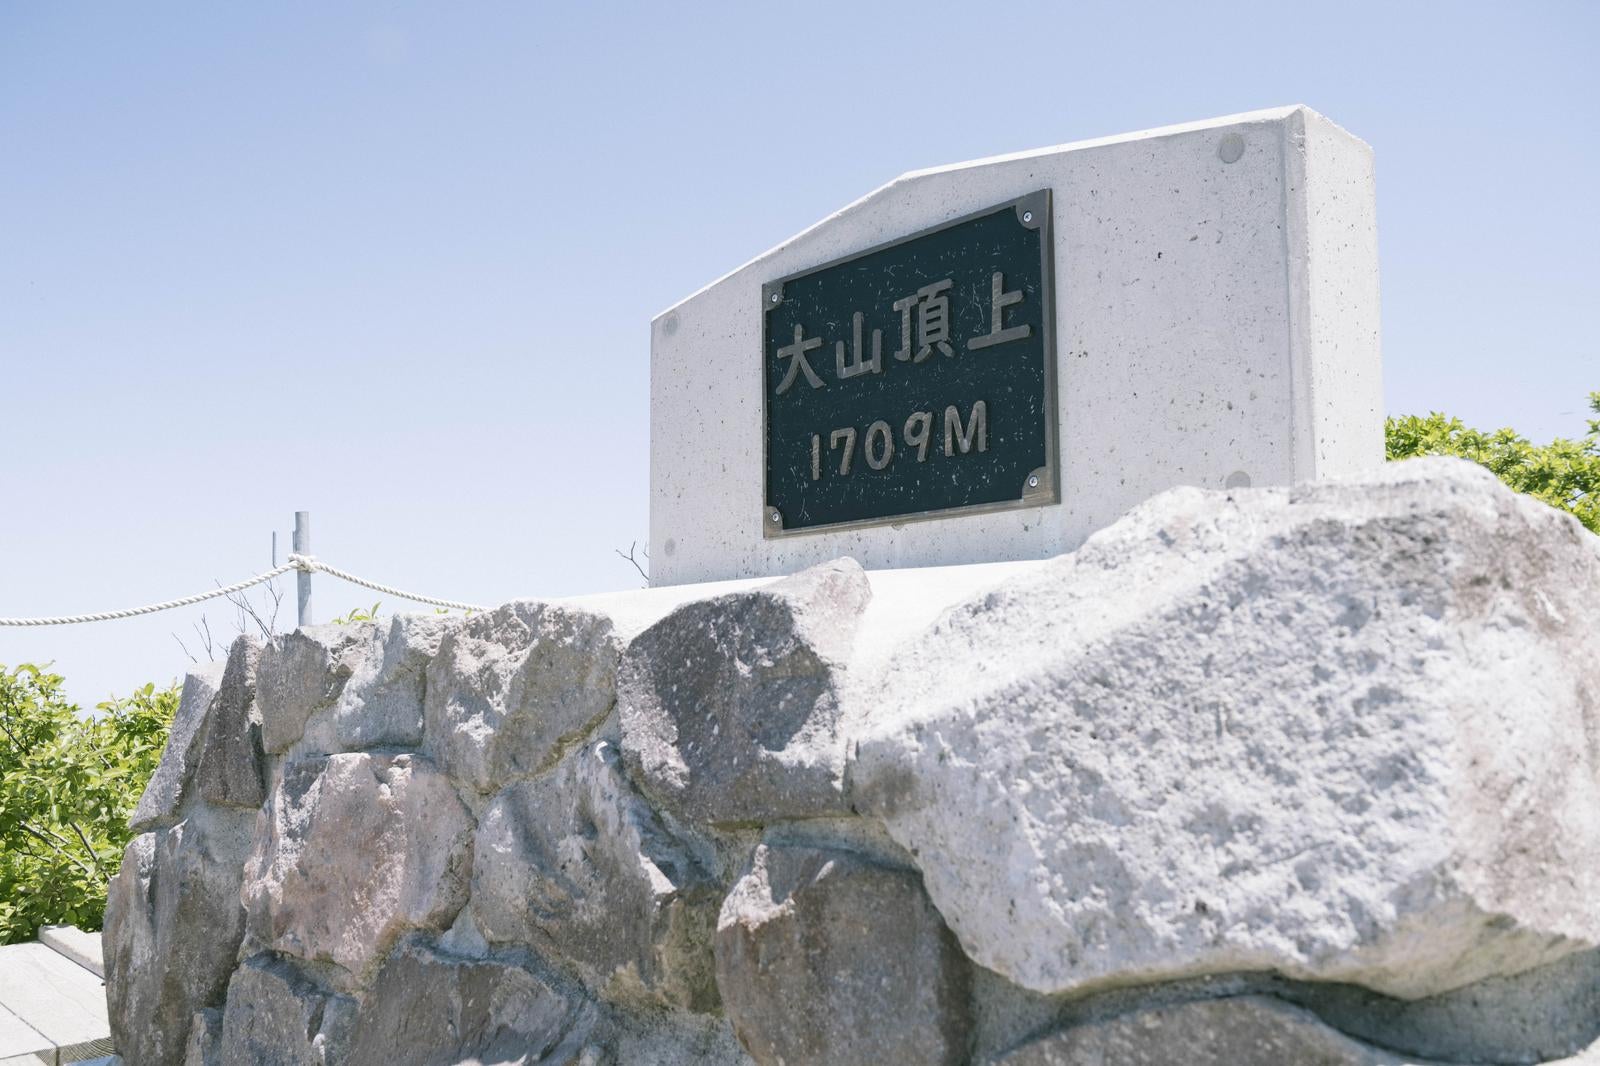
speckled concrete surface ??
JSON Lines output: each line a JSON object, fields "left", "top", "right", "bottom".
{"left": 650, "top": 106, "right": 1382, "bottom": 586}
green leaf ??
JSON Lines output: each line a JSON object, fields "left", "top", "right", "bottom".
{"left": 0, "top": 666, "right": 178, "bottom": 944}
{"left": 1386, "top": 392, "right": 1600, "bottom": 535}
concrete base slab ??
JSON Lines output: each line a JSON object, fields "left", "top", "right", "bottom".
{"left": 0, "top": 1002, "right": 51, "bottom": 1062}
{"left": 0, "top": 939, "right": 112, "bottom": 1065}
{"left": 36, "top": 930, "right": 101, "bottom": 981}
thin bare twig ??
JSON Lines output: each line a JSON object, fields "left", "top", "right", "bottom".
{"left": 172, "top": 632, "right": 198, "bottom": 664}
{"left": 223, "top": 574, "right": 281, "bottom": 641}
{"left": 171, "top": 611, "right": 221, "bottom": 663}
{"left": 262, "top": 576, "right": 283, "bottom": 632}
{"left": 615, "top": 541, "right": 649, "bottom": 586}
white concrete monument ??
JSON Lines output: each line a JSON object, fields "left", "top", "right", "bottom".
{"left": 650, "top": 105, "right": 1382, "bottom": 586}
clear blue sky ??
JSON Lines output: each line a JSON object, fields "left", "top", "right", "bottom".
{"left": 2, "top": 2, "right": 1595, "bottom": 707}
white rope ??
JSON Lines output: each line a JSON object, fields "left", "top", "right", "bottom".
{"left": 0, "top": 563, "right": 300, "bottom": 627}
{"left": 0, "top": 556, "right": 487, "bottom": 627}
{"left": 287, "top": 555, "right": 486, "bottom": 614}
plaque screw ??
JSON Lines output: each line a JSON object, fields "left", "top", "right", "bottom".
{"left": 1028, "top": 474, "right": 1040, "bottom": 488}
{"left": 770, "top": 510, "right": 781, "bottom": 523}
{"left": 1022, "top": 211, "right": 1034, "bottom": 223}
{"left": 769, "top": 292, "right": 780, "bottom": 304}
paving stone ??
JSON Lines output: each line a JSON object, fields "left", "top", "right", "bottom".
{"left": 38, "top": 925, "right": 103, "bottom": 978}
{"left": 0, "top": 942, "right": 110, "bottom": 1057}
{"left": 0, "top": 1003, "right": 51, "bottom": 1063}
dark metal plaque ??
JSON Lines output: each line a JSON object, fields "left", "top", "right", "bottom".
{"left": 763, "top": 190, "right": 1057, "bottom": 537}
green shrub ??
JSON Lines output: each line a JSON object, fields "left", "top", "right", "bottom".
{"left": 0, "top": 665, "right": 177, "bottom": 944}
{"left": 1387, "top": 391, "right": 1600, "bottom": 534}
{"left": 331, "top": 601, "right": 382, "bottom": 625}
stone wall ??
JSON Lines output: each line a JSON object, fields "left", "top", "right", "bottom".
{"left": 104, "top": 458, "right": 1600, "bottom": 1065}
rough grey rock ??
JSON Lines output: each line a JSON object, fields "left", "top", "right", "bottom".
{"left": 851, "top": 459, "right": 1600, "bottom": 999}
{"left": 102, "top": 458, "right": 1600, "bottom": 1066}
{"left": 257, "top": 623, "right": 376, "bottom": 754}
{"left": 104, "top": 810, "right": 255, "bottom": 1066}
{"left": 425, "top": 601, "right": 621, "bottom": 793}
{"left": 217, "top": 954, "right": 356, "bottom": 1066}
{"left": 1286, "top": 947, "right": 1600, "bottom": 1064}
{"left": 965, "top": 952, "right": 1600, "bottom": 1066}
{"left": 715, "top": 842, "right": 971, "bottom": 1066}
{"left": 437, "top": 902, "right": 492, "bottom": 960}
{"left": 241, "top": 752, "right": 474, "bottom": 978}
{"left": 192, "top": 637, "right": 265, "bottom": 809}
{"left": 602, "top": 1015, "right": 755, "bottom": 1066}
{"left": 474, "top": 740, "right": 720, "bottom": 1011}
{"left": 131, "top": 662, "right": 226, "bottom": 832}
{"left": 183, "top": 1008, "right": 221, "bottom": 1066}
{"left": 335, "top": 613, "right": 456, "bottom": 750}
{"left": 345, "top": 941, "right": 597, "bottom": 1066}
{"left": 619, "top": 558, "right": 871, "bottom": 826}
{"left": 989, "top": 996, "right": 1421, "bottom": 1065}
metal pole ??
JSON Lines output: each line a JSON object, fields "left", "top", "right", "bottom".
{"left": 293, "top": 511, "right": 312, "bottom": 627}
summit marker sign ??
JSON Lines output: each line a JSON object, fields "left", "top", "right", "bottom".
{"left": 650, "top": 106, "right": 1384, "bottom": 586}
{"left": 762, "top": 191, "right": 1056, "bottom": 535}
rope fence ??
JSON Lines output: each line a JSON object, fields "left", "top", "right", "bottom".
{"left": 284, "top": 556, "right": 484, "bottom": 614}
{"left": 0, "top": 554, "right": 486, "bottom": 627}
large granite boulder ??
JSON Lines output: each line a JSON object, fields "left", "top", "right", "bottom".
{"left": 852, "top": 459, "right": 1600, "bottom": 999}
{"left": 103, "top": 810, "right": 256, "bottom": 1066}
{"left": 335, "top": 614, "right": 457, "bottom": 750}
{"left": 345, "top": 941, "right": 598, "bottom": 1066}
{"left": 241, "top": 752, "right": 474, "bottom": 978}
{"left": 715, "top": 843, "right": 971, "bottom": 1066}
{"left": 257, "top": 623, "right": 376, "bottom": 754}
{"left": 102, "top": 458, "right": 1600, "bottom": 1066}
{"left": 424, "top": 601, "right": 621, "bottom": 793}
{"left": 474, "top": 740, "right": 720, "bottom": 1011}
{"left": 216, "top": 954, "right": 356, "bottom": 1066}
{"left": 192, "top": 637, "right": 265, "bottom": 809}
{"left": 130, "top": 662, "right": 226, "bottom": 832}
{"left": 619, "top": 559, "right": 870, "bottom": 826}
